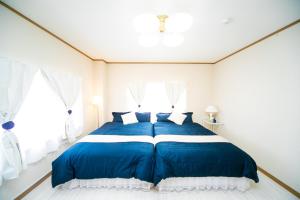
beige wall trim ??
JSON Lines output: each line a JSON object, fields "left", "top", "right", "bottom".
{"left": 93, "top": 59, "right": 108, "bottom": 63}
{"left": 13, "top": 168, "right": 300, "bottom": 199}
{"left": 106, "top": 61, "right": 213, "bottom": 64}
{"left": 214, "top": 19, "right": 300, "bottom": 64}
{"left": 100, "top": 18, "right": 300, "bottom": 64}
{"left": 258, "top": 166, "right": 300, "bottom": 199}
{"left": 14, "top": 171, "right": 52, "bottom": 200}
{"left": 0, "top": 1, "right": 94, "bottom": 61}
{"left": 1, "top": 1, "right": 299, "bottom": 65}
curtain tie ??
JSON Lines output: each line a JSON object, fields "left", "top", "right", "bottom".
{"left": 2, "top": 121, "right": 15, "bottom": 130}
{"left": 68, "top": 110, "right": 72, "bottom": 115}
{"left": 138, "top": 104, "right": 141, "bottom": 108}
{"left": 172, "top": 105, "right": 175, "bottom": 109}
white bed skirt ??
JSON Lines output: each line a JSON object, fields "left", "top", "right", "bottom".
{"left": 57, "top": 177, "right": 253, "bottom": 192}
{"left": 57, "top": 178, "right": 153, "bottom": 191}
{"left": 157, "top": 177, "right": 253, "bottom": 192}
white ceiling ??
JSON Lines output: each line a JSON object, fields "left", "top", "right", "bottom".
{"left": 3, "top": 0, "right": 300, "bottom": 62}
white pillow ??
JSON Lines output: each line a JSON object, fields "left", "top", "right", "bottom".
{"left": 121, "top": 112, "right": 138, "bottom": 125}
{"left": 168, "top": 112, "right": 187, "bottom": 125}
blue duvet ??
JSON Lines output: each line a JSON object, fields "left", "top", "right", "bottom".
{"left": 154, "top": 122, "right": 214, "bottom": 135}
{"left": 90, "top": 122, "right": 154, "bottom": 136}
{"left": 153, "top": 122, "right": 259, "bottom": 185}
{"left": 52, "top": 122, "right": 154, "bottom": 188}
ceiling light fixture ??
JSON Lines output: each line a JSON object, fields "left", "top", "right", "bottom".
{"left": 138, "top": 33, "right": 159, "bottom": 47}
{"left": 162, "top": 33, "right": 185, "bottom": 47}
{"left": 133, "top": 13, "right": 193, "bottom": 47}
{"left": 157, "top": 15, "right": 168, "bottom": 32}
{"left": 221, "top": 18, "right": 233, "bottom": 24}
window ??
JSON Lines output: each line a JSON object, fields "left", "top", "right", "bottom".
{"left": 14, "top": 70, "right": 83, "bottom": 165}
{"left": 127, "top": 81, "right": 186, "bottom": 121}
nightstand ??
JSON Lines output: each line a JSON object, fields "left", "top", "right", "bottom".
{"left": 202, "top": 119, "right": 224, "bottom": 132}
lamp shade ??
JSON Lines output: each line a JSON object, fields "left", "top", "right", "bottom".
{"left": 92, "top": 96, "right": 101, "bottom": 105}
{"left": 205, "top": 105, "right": 218, "bottom": 113}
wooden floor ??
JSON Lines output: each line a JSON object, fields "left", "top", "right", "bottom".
{"left": 23, "top": 172, "right": 298, "bottom": 200}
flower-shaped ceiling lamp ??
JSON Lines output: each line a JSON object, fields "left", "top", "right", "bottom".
{"left": 133, "top": 13, "right": 193, "bottom": 47}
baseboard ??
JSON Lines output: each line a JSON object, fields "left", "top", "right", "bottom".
{"left": 258, "top": 166, "right": 300, "bottom": 199}
{"left": 15, "top": 171, "right": 52, "bottom": 200}
{"left": 14, "top": 168, "right": 300, "bottom": 199}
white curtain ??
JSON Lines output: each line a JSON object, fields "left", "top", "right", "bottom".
{"left": 128, "top": 81, "right": 146, "bottom": 109}
{"left": 0, "top": 58, "right": 37, "bottom": 185}
{"left": 165, "top": 81, "right": 185, "bottom": 110}
{"left": 41, "top": 69, "right": 81, "bottom": 143}
{"left": 14, "top": 70, "right": 66, "bottom": 165}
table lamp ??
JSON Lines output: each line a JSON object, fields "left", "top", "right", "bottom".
{"left": 205, "top": 105, "right": 218, "bottom": 122}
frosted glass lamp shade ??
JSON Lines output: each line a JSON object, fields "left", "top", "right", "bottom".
{"left": 92, "top": 96, "right": 101, "bottom": 105}
{"left": 138, "top": 33, "right": 160, "bottom": 47}
{"left": 133, "top": 14, "right": 159, "bottom": 33}
{"left": 165, "top": 13, "right": 193, "bottom": 32}
{"left": 205, "top": 105, "right": 218, "bottom": 114}
{"left": 162, "top": 33, "right": 184, "bottom": 47}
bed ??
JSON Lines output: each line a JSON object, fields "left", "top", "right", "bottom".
{"left": 52, "top": 121, "right": 155, "bottom": 190}
{"left": 153, "top": 121, "right": 259, "bottom": 191}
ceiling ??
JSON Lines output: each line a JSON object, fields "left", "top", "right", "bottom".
{"left": 2, "top": 0, "right": 300, "bottom": 62}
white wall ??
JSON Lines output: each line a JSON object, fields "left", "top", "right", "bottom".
{"left": 93, "top": 61, "right": 108, "bottom": 126}
{"left": 106, "top": 64, "right": 213, "bottom": 123}
{"left": 0, "top": 6, "right": 97, "bottom": 199}
{"left": 212, "top": 24, "right": 300, "bottom": 192}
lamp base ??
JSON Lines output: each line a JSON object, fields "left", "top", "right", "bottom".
{"left": 209, "top": 113, "right": 214, "bottom": 122}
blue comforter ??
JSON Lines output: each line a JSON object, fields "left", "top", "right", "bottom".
{"left": 52, "top": 122, "right": 154, "bottom": 188}
{"left": 90, "top": 122, "right": 154, "bottom": 136}
{"left": 154, "top": 122, "right": 214, "bottom": 135}
{"left": 153, "top": 122, "right": 259, "bottom": 185}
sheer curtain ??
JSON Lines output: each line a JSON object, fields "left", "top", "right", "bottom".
{"left": 41, "top": 69, "right": 81, "bottom": 143}
{"left": 128, "top": 81, "right": 146, "bottom": 110}
{"left": 14, "top": 70, "right": 66, "bottom": 165}
{"left": 141, "top": 82, "right": 170, "bottom": 113}
{"left": 165, "top": 81, "right": 185, "bottom": 110}
{"left": 14, "top": 70, "right": 83, "bottom": 165}
{"left": 0, "top": 58, "right": 37, "bottom": 185}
